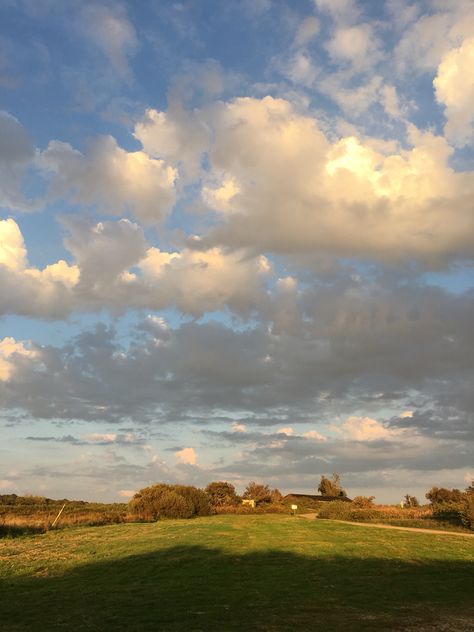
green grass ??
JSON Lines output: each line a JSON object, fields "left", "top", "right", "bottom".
{"left": 1, "top": 515, "right": 473, "bottom": 631}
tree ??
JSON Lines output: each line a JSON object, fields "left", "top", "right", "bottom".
{"left": 270, "top": 488, "right": 283, "bottom": 503}
{"left": 425, "top": 486, "right": 463, "bottom": 504}
{"left": 318, "top": 473, "right": 347, "bottom": 497}
{"left": 243, "top": 482, "right": 272, "bottom": 504}
{"left": 403, "top": 494, "right": 419, "bottom": 508}
{"left": 205, "top": 481, "right": 239, "bottom": 507}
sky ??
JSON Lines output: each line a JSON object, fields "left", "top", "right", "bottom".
{"left": 0, "top": 0, "right": 473, "bottom": 504}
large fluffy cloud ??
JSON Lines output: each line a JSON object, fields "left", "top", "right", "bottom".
{"left": 434, "top": 36, "right": 474, "bottom": 146}
{"left": 0, "top": 217, "right": 269, "bottom": 318}
{"left": 198, "top": 96, "right": 474, "bottom": 264}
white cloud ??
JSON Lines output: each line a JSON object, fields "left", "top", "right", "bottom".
{"left": 118, "top": 489, "right": 136, "bottom": 498}
{"left": 303, "top": 430, "right": 326, "bottom": 442}
{"left": 39, "top": 136, "right": 177, "bottom": 224}
{"left": 232, "top": 422, "right": 247, "bottom": 433}
{"left": 434, "top": 36, "right": 474, "bottom": 146}
{"left": 341, "top": 416, "right": 399, "bottom": 442}
{"left": 295, "top": 16, "right": 320, "bottom": 46}
{"left": 201, "top": 96, "right": 474, "bottom": 264}
{"left": 381, "top": 85, "right": 402, "bottom": 119}
{"left": 282, "top": 52, "right": 319, "bottom": 87}
{"left": 314, "top": 0, "right": 359, "bottom": 24}
{"left": 175, "top": 447, "right": 197, "bottom": 465}
{"left": 0, "top": 218, "right": 27, "bottom": 271}
{"left": 394, "top": 4, "right": 474, "bottom": 76}
{"left": 0, "top": 337, "right": 37, "bottom": 381}
{"left": 139, "top": 246, "right": 270, "bottom": 316}
{"left": 80, "top": 4, "right": 138, "bottom": 79}
{"left": 134, "top": 107, "right": 208, "bottom": 180}
{"left": 326, "top": 24, "right": 382, "bottom": 70}
{"left": 277, "top": 427, "right": 294, "bottom": 436}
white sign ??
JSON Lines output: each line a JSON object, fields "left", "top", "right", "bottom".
{"left": 291, "top": 504, "right": 298, "bottom": 510}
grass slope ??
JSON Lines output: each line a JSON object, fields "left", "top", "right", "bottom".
{"left": 1, "top": 515, "right": 473, "bottom": 631}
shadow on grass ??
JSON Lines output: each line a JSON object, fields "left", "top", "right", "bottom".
{"left": 1, "top": 545, "right": 473, "bottom": 631}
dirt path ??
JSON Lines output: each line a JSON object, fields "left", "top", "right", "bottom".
{"left": 298, "top": 514, "right": 474, "bottom": 538}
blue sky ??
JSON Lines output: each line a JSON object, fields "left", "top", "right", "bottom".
{"left": 1, "top": 0, "right": 473, "bottom": 503}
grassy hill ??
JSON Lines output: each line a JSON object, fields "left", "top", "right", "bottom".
{"left": 1, "top": 515, "right": 473, "bottom": 631}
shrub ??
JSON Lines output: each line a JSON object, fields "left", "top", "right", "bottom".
{"left": 431, "top": 501, "right": 464, "bottom": 526}
{"left": 349, "top": 508, "right": 381, "bottom": 521}
{"left": 129, "top": 483, "right": 211, "bottom": 520}
{"left": 317, "top": 501, "right": 353, "bottom": 520}
{"left": 172, "top": 485, "right": 211, "bottom": 516}
{"left": 205, "top": 482, "right": 239, "bottom": 508}
{"left": 352, "top": 496, "right": 375, "bottom": 508}
{"left": 461, "top": 494, "right": 474, "bottom": 531}
{"left": 214, "top": 503, "right": 288, "bottom": 515}
{"left": 153, "top": 491, "right": 194, "bottom": 519}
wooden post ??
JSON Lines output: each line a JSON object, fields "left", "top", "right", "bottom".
{"left": 51, "top": 503, "right": 66, "bottom": 528}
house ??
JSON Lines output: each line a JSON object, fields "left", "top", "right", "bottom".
{"left": 284, "top": 493, "right": 352, "bottom": 503}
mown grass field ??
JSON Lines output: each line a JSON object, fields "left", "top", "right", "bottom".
{"left": 1, "top": 515, "right": 473, "bottom": 631}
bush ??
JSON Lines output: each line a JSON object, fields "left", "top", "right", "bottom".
{"left": 431, "top": 501, "right": 464, "bottom": 526}
{"left": 214, "top": 503, "right": 288, "bottom": 515}
{"left": 172, "top": 485, "right": 211, "bottom": 516}
{"left": 128, "top": 484, "right": 209, "bottom": 520}
{"left": 349, "top": 508, "right": 381, "bottom": 521}
{"left": 352, "top": 496, "right": 375, "bottom": 508}
{"left": 317, "top": 501, "right": 353, "bottom": 520}
{"left": 461, "top": 494, "right": 474, "bottom": 531}
{"left": 205, "top": 482, "right": 239, "bottom": 508}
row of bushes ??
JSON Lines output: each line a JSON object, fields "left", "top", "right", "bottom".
{"left": 316, "top": 502, "right": 430, "bottom": 522}
{"left": 128, "top": 481, "right": 287, "bottom": 521}
{"left": 317, "top": 494, "right": 474, "bottom": 531}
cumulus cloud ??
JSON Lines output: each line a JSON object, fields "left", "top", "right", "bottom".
{"left": 39, "top": 136, "right": 177, "bottom": 224}
{"left": 0, "top": 337, "right": 37, "bottom": 381}
{"left": 199, "top": 96, "right": 474, "bottom": 264}
{"left": 139, "top": 246, "right": 270, "bottom": 316}
{"left": 175, "top": 447, "right": 197, "bottom": 465}
{"left": 134, "top": 106, "right": 209, "bottom": 180}
{"left": 0, "top": 217, "right": 271, "bottom": 319}
{"left": 434, "top": 36, "right": 474, "bottom": 146}
{"left": 340, "top": 416, "right": 401, "bottom": 441}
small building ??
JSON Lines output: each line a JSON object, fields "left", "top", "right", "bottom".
{"left": 284, "top": 493, "right": 352, "bottom": 503}
{"left": 241, "top": 499, "right": 256, "bottom": 508}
